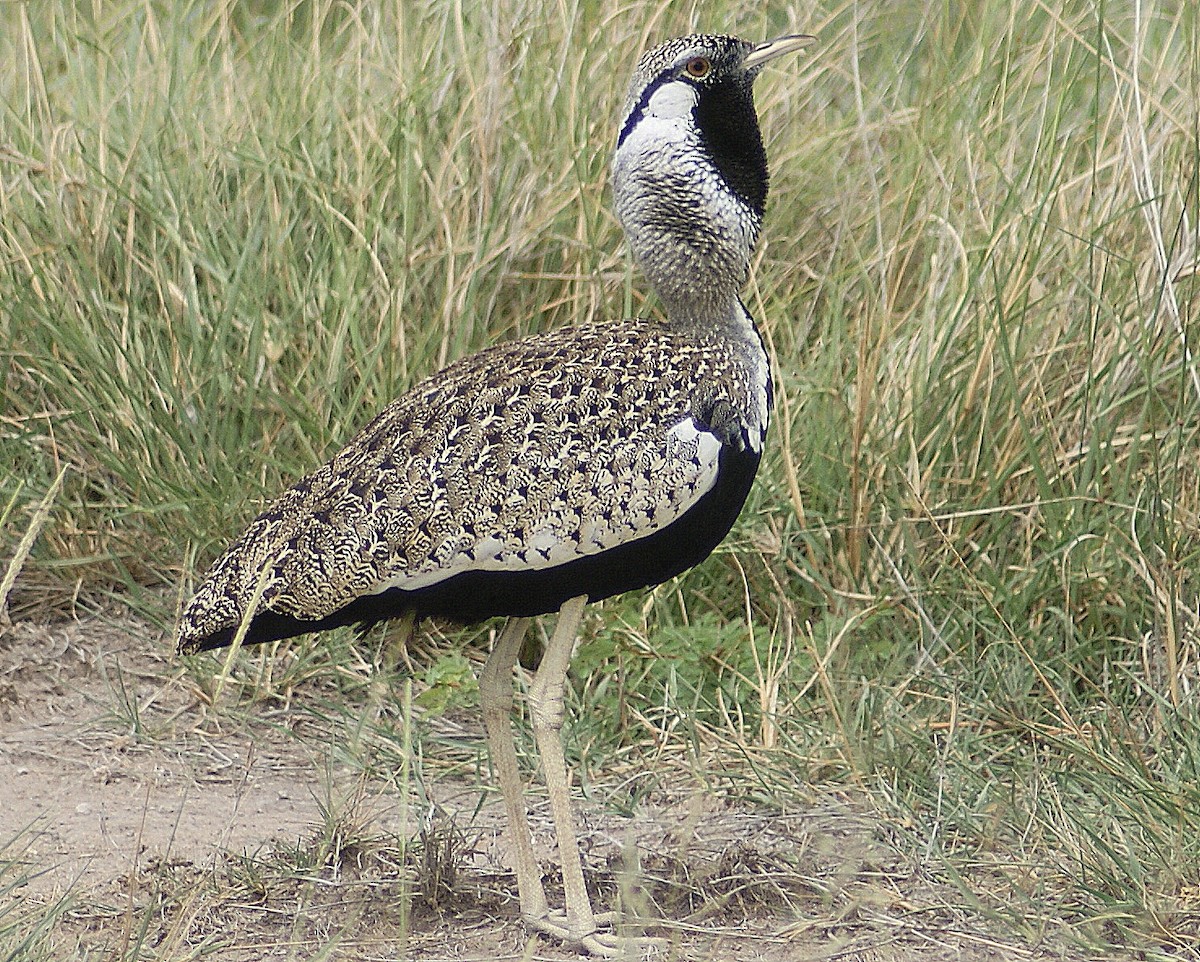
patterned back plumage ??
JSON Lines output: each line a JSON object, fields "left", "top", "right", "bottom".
{"left": 177, "top": 320, "right": 764, "bottom": 650}
{"left": 177, "top": 32, "right": 789, "bottom": 653}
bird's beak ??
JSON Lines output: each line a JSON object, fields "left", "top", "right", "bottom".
{"left": 744, "top": 34, "right": 816, "bottom": 71}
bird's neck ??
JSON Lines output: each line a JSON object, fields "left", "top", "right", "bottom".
{"left": 612, "top": 93, "right": 767, "bottom": 343}
{"left": 618, "top": 177, "right": 762, "bottom": 326}
{"left": 633, "top": 241, "right": 758, "bottom": 339}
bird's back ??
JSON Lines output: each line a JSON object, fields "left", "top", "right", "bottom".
{"left": 176, "top": 317, "right": 768, "bottom": 653}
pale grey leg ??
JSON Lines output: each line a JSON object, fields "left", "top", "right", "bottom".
{"left": 482, "top": 600, "right": 664, "bottom": 957}
{"left": 527, "top": 595, "right": 594, "bottom": 937}
{"left": 525, "top": 596, "right": 666, "bottom": 957}
{"left": 478, "top": 617, "right": 549, "bottom": 921}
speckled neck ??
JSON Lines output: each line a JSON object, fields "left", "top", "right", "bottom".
{"left": 611, "top": 35, "right": 768, "bottom": 336}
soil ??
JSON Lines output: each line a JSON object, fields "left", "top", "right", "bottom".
{"left": 0, "top": 612, "right": 1115, "bottom": 961}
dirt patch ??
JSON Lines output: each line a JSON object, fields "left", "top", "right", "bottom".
{"left": 2, "top": 618, "right": 319, "bottom": 896}
{"left": 1, "top": 614, "right": 1112, "bottom": 960}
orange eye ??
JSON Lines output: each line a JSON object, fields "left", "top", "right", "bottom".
{"left": 684, "top": 56, "right": 711, "bottom": 79}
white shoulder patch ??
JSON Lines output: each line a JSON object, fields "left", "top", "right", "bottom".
{"left": 666, "top": 416, "right": 722, "bottom": 474}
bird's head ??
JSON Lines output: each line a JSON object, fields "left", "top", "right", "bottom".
{"left": 612, "top": 33, "right": 813, "bottom": 325}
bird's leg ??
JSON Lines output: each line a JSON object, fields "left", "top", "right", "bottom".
{"left": 526, "top": 595, "right": 594, "bottom": 939}
{"left": 478, "top": 616, "right": 550, "bottom": 922}
{"left": 525, "top": 597, "right": 668, "bottom": 958}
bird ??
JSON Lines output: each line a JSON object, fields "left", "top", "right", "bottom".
{"left": 178, "top": 31, "right": 812, "bottom": 956}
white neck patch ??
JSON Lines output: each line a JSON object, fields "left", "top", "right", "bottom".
{"left": 644, "top": 78, "right": 698, "bottom": 122}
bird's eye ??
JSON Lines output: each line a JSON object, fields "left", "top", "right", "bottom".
{"left": 684, "top": 56, "right": 711, "bottom": 79}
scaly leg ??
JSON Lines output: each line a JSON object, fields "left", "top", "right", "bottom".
{"left": 478, "top": 617, "right": 549, "bottom": 921}
{"left": 527, "top": 595, "right": 593, "bottom": 937}
{"left": 526, "top": 596, "right": 666, "bottom": 957}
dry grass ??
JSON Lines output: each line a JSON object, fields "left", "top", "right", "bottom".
{"left": 2, "top": 0, "right": 1200, "bottom": 958}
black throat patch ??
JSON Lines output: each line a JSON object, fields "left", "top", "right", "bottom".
{"left": 693, "top": 76, "right": 769, "bottom": 218}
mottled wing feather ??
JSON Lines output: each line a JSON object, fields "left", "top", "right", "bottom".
{"left": 177, "top": 320, "right": 758, "bottom": 650}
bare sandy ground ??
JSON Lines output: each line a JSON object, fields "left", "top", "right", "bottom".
{"left": 1, "top": 613, "right": 1117, "bottom": 960}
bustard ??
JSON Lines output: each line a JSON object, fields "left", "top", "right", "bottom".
{"left": 178, "top": 32, "right": 811, "bottom": 956}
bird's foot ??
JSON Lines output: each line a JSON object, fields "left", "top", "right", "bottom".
{"left": 526, "top": 911, "right": 667, "bottom": 958}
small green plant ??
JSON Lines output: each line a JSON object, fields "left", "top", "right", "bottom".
{"left": 0, "top": 828, "right": 70, "bottom": 962}
{"left": 413, "top": 652, "right": 479, "bottom": 716}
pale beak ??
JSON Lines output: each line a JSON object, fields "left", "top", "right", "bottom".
{"left": 744, "top": 34, "right": 817, "bottom": 71}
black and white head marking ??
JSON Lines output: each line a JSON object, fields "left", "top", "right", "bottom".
{"left": 612, "top": 34, "right": 811, "bottom": 328}
{"left": 617, "top": 35, "right": 769, "bottom": 217}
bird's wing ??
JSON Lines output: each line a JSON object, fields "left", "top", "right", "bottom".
{"left": 177, "top": 323, "right": 754, "bottom": 648}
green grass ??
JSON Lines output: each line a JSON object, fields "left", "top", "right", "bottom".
{"left": 3, "top": 0, "right": 1200, "bottom": 956}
